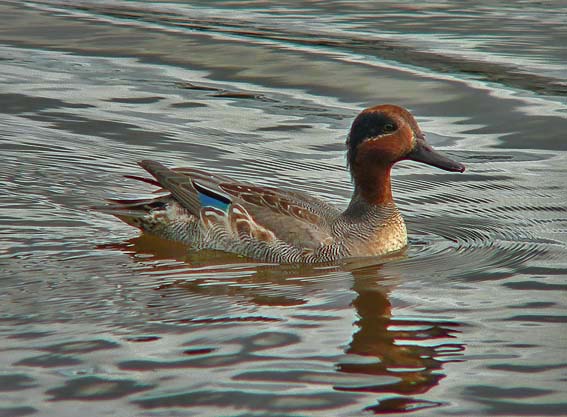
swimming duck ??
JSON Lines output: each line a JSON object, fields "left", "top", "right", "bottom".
{"left": 106, "top": 104, "right": 465, "bottom": 263}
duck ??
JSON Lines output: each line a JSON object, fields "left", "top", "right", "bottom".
{"left": 104, "top": 104, "right": 465, "bottom": 263}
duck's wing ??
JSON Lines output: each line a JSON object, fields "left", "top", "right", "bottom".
{"left": 134, "top": 160, "right": 228, "bottom": 215}
{"left": 217, "top": 183, "right": 340, "bottom": 226}
{"left": 138, "top": 160, "right": 340, "bottom": 247}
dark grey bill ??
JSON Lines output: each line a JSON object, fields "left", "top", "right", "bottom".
{"left": 407, "top": 138, "right": 465, "bottom": 172}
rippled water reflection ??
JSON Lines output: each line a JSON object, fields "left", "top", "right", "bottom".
{"left": 1, "top": 1, "right": 566, "bottom": 416}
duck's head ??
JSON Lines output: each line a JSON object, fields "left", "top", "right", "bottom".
{"left": 346, "top": 104, "right": 465, "bottom": 204}
{"left": 347, "top": 104, "right": 465, "bottom": 174}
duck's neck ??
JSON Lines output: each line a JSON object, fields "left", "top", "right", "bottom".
{"left": 349, "top": 162, "right": 393, "bottom": 207}
{"left": 332, "top": 163, "right": 406, "bottom": 256}
{"left": 338, "top": 163, "right": 397, "bottom": 227}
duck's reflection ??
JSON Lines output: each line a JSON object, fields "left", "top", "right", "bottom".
{"left": 101, "top": 234, "right": 464, "bottom": 414}
{"left": 337, "top": 267, "right": 463, "bottom": 413}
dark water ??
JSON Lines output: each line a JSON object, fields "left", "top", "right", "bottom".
{"left": 1, "top": 1, "right": 566, "bottom": 416}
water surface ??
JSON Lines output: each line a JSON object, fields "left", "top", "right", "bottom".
{"left": 1, "top": 1, "right": 566, "bottom": 416}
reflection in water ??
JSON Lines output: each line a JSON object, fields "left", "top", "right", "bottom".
{"left": 101, "top": 235, "right": 464, "bottom": 414}
{"left": 341, "top": 269, "right": 463, "bottom": 413}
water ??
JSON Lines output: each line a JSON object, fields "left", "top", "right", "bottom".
{"left": 1, "top": 1, "right": 566, "bottom": 416}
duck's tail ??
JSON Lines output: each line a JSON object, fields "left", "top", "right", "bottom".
{"left": 96, "top": 195, "right": 170, "bottom": 229}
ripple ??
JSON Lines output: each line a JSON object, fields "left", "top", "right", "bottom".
{"left": 0, "top": 407, "right": 37, "bottom": 417}
{"left": 26, "top": 0, "right": 567, "bottom": 99}
{"left": 15, "top": 354, "right": 83, "bottom": 368}
{"left": 0, "top": 374, "right": 37, "bottom": 392}
{"left": 46, "top": 376, "right": 154, "bottom": 401}
{"left": 133, "top": 389, "right": 355, "bottom": 412}
{"left": 364, "top": 397, "right": 443, "bottom": 414}
{"left": 42, "top": 340, "right": 120, "bottom": 354}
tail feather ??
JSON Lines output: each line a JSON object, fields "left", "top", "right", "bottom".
{"left": 97, "top": 194, "right": 170, "bottom": 228}
{"left": 104, "top": 197, "right": 167, "bottom": 209}
{"left": 124, "top": 174, "right": 161, "bottom": 187}
{"left": 97, "top": 207, "right": 148, "bottom": 228}
{"left": 139, "top": 160, "right": 203, "bottom": 215}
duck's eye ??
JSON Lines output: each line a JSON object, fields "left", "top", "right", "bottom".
{"left": 383, "top": 123, "right": 396, "bottom": 133}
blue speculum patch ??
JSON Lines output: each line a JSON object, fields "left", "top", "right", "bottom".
{"left": 192, "top": 180, "right": 232, "bottom": 211}
{"left": 197, "top": 192, "right": 230, "bottom": 211}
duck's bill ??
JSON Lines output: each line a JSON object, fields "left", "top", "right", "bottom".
{"left": 407, "top": 138, "right": 465, "bottom": 173}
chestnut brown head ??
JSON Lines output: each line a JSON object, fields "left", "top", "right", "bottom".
{"left": 347, "top": 104, "right": 465, "bottom": 173}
